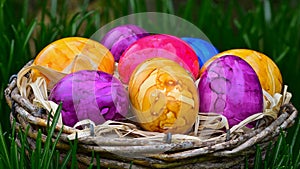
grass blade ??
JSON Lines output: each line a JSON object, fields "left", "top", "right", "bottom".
{"left": 54, "top": 150, "right": 60, "bottom": 169}
{"left": 182, "top": 0, "right": 193, "bottom": 21}
{"left": 87, "top": 151, "right": 95, "bottom": 169}
{"left": 96, "top": 153, "right": 100, "bottom": 169}
{"left": 129, "top": 161, "right": 133, "bottom": 169}
{"left": 295, "top": 149, "right": 300, "bottom": 169}
{"left": 270, "top": 131, "right": 285, "bottom": 167}
{"left": 60, "top": 149, "right": 72, "bottom": 169}
{"left": 290, "top": 118, "right": 300, "bottom": 154}
{"left": 277, "top": 155, "right": 289, "bottom": 167}
{"left": 0, "top": 0, "right": 6, "bottom": 34}
{"left": 164, "top": 0, "right": 174, "bottom": 14}
{"left": 41, "top": 104, "right": 62, "bottom": 168}
{"left": 271, "top": 139, "right": 282, "bottom": 167}
{"left": 72, "top": 11, "right": 97, "bottom": 35}
{"left": 7, "top": 39, "right": 14, "bottom": 80}
{"left": 263, "top": 0, "right": 272, "bottom": 25}
{"left": 243, "top": 33, "right": 252, "bottom": 48}
{"left": 19, "top": 126, "right": 30, "bottom": 169}
{"left": 0, "top": 124, "right": 10, "bottom": 168}
{"left": 129, "top": 0, "right": 136, "bottom": 13}
{"left": 254, "top": 145, "right": 262, "bottom": 169}
{"left": 10, "top": 139, "right": 19, "bottom": 169}
{"left": 244, "top": 155, "right": 249, "bottom": 169}
{"left": 197, "top": 0, "right": 210, "bottom": 27}
{"left": 263, "top": 141, "right": 273, "bottom": 167}
{"left": 275, "top": 46, "right": 290, "bottom": 63}
{"left": 50, "top": 0, "right": 57, "bottom": 18}
{"left": 45, "top": 126, "right": 64, "bottom": 169}
{"left": 70, "top": 133, "right": 78, "bottom": 169}
{"left": 22, "top": 0, "right": 29, "bottom": 22}
{"left": 21, "top": 19, "right": 37, "bottom": 54}
{"left": 9, "top": 121, "right": 19, "bottom": 169}
{"left": 31, "top": 129, "right": 42, "bottom": 169}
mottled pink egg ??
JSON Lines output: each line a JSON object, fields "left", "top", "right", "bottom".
{"left": 100, "top": 24, "right": 149, "bottom": 62}
{"left": 118, "top": 34, "right": 199, "bottom": 84}
{"left": 198, "top": 55, "right": 263, "bottom": 127}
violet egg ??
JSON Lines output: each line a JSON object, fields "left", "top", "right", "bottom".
{"left": 49, "top": 70, "right": 129, "bottom": 127}
{"left": 200, "top": 49, "right": 282, "bottom": 96}
{"left": 198, "top": 55, "right": 263, "bottom": 127}
{"left": 100, "top": 24, "right": 149, "bottom": 62}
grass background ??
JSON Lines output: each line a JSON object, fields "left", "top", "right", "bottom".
{"left": 0, "top": 0, "right": 299, "bottom": 168}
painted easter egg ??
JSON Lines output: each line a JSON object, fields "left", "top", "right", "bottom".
{"left": 49, "top": 70, "right": 129, "bottom": 127}
{"left": 181, "top": 37, "right": 218, "bottom": 68}
{"left": 32, "top": 37, "right": 115, "bottom": 84}
{"left": 100, "top": 24, "right": 149, "bottom": 62}
{"left": 201, "top": 49, "right": 282, "bottom": 96}
{"left": 198, "top": 55, "right": 263, "bottom": 127}
{"left": 118, "top": 34, "right": 199, "bottom": 84}
{"left": 129, "top": 58, "right": 199, "bottom": 134}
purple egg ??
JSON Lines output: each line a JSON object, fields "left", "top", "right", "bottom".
{"left": 100, "top": 24, "right": 149, "bottom": 62}
{"left": 198, "top": 55, "right": 263, "bottom": 127}
{"left": 49, "top": 70, "right": 129, "bottom": 127}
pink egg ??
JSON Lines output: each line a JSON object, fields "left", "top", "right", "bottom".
{"left": 118, "top": 34, "right": 199, "bottom": 84}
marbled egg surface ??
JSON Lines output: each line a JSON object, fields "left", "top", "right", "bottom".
{"left": 119, "top": 34, "right": 199, "bottom": 84}
{"left": 181, "top": 37, "right": 218, "bottom": 68}
{"left": 201, "top": 49, "right": 282, "bottom": 96}
{"left": 32, "top": 37, "right": 115, "bottom": 84}
{"left": 100, "top": 24, "right": 149, "bottom": 62}
{"left": 129, "top": 58, "right": 199, "bottom": 133}
{"left": 49, "top": 70, "right": 129, "bottom": 127}
{"left": 198, "top": 55, "right": 263, "bottom": 127}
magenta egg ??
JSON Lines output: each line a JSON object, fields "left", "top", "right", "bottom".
{"left": 49, "top": 70, "right": 129, "bottom": 127}
{"left": 198, "top": 55, "right": 263, "bottom": 127}
{"left": 100, "top": 24, "right": 149, "bottom": 62}
{"left": 118, "top": 34, "right": 199, "bottom": 84}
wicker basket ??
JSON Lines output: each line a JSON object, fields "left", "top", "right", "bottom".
{"left": 4, "top": 61, "right": 298, "bottom": 169}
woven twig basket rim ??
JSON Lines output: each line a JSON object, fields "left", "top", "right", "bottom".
{"left": 4, "top": 61, "right": 298, "bottom": 169}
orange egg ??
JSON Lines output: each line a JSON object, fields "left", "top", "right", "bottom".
{"left": 200, "top": 49, "right": 282, "bottom": 96}
{"left": 31, "top": 37, "right": 115, "bottom": 83}
{"left": 129, "top": 58, "right": 199, "bottom": 134}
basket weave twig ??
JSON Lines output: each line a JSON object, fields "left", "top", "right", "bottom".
{"left": 4, "top": 62, "right": 298, "bottom": 169}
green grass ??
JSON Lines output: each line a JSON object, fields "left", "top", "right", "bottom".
{"left": 0, "top": 105, "right": 80, "bottom": 169}
{"left": 0, "top": 0, "right": 299, "bottom": 168}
